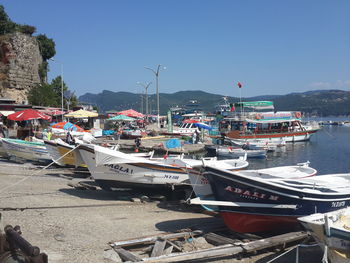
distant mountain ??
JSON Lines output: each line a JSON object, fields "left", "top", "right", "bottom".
{"left": 79, "top": 89, "right": 350, "bottom": 116}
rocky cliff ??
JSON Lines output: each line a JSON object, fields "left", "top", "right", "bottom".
{"left": 0, "top": 32, "right": 42, "bottom": 103}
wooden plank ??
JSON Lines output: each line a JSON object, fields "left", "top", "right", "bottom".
{"left": 110, "top": 230, "right": 203, "bottom": 247}
{"left": 136, "top": 244, "right": 243, "bottom": 263}
{"left": 165, "top": 240, "right": 182, "bottom": 252}
{"left": 242, "top": 231, "right": 308, "bottom": 253}
{"left": 114, "top": 247, "right": 142, "bottom": 262}
{"left": 204, "top": 232, "right": 240, "bottom": 246}
{"left": 151, "top": 238, "right": 167, "bottom": 257}
{"left": 163, "top": 245, "right": 173, "bottom": 255}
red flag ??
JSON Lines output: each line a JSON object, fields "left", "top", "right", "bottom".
{"left": 237, "top": 82, "right": 242, "bottom": 88}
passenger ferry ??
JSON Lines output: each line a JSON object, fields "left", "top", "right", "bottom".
{"left": 220, "top": 101, "right": 320, "bottom": 142}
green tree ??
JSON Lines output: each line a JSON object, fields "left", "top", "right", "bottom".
{"left": 18, "top": 24, "right": 36, "bottom": 35}
{"left": 0, "top": 5, "right": 16, "bottom": 34}
{"left": 51, "top": 75, "right": 67, "bottom": 102}
{"left": 36, "top": 34, "right": 56, "bottom": 61}
{"left": 28, "top": 83, "right": 59, "bottom": 106}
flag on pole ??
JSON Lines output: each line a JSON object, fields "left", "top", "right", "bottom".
{"left": 237, "top": 82, "right": 242, "bottom": 88}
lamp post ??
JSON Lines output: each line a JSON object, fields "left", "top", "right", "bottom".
{"left": 49, "top": 58, "right": 64, "bottom": 121}
{"left": 145, "top": 65, "right": 165, "bottom": 128}
{"left": 137, "top": 81, "right": 152, "bottom": 117}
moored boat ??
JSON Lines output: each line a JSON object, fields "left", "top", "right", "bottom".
{"left": 214, "top": 145, "right": 267, "bottom": 158}
{"left": 189, "top": 162, "right": 316, "bottom": 209}
{"left": 220, "top": 101, "right": 320, "bottom": 142}
{"left": 1, "top": 138, "right": 51, "bottom": 163}
{"left": 191, "top": 165, "right": 349, "bottom": 233}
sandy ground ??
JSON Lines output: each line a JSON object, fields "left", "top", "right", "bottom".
{"left": 0, "top": 159, "right": 308, "bottom": 263}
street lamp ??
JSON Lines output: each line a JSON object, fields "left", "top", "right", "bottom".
{"left": 49, "top": 58, "right": 64, "bottom": 121}
{"left": 137, "top": 81, "right": 152, "bottom": 116}
{"left": 145, "top": 65, "right": 166, "bottom": 128}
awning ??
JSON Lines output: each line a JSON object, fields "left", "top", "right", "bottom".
{"left": 0, "top": 110, "right": 15, "bottom": 116}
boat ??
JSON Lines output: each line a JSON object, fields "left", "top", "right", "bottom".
{"left": 44, "top": 139, "right": 66, "bottom": 166}
{"left": 76, "top": 144, "right": 190, "bottom": 191}
{"left": 0, "top": 139, "right": 8, "bottom": 157}
{"left": 228, "top": 138, "right": 286, "bottom": 151}
{"left": 299, "top": 207, "right": 350, "bottom": 262}
{"left": 220, "top": 101, "right": 320, "bottom": 142}
{"left": 1, "top": 138, "right": 52, "bottom": 163}
{"left": 190, "top": 165, "right": 350, "bottom": 233}
{"left": 189, "top": 162, "right": 316, "bottom": 210}
{"left": 44, "top": 139, "right": 86, "bottom": 167}
{"left": 212, "top": 145, "right": 267, "bottom": 158}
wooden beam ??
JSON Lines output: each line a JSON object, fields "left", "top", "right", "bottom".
{"left": 110, "top": 230, "right": 203, "bottom": 248}
{"left": 204, "top": 232, "right": 240, "bottom": 246}
{"left": 114, "top": 247, "right": 141, "bottom": 262}
{"left": 151, "top": 238, "right": 166, "bottom": 257}
{"left": 242, "top": 231, "right": 308, "bottom": 253}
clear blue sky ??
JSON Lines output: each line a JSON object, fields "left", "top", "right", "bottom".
{"left": 3, "top": 0, "right": 350, "bottom": 98}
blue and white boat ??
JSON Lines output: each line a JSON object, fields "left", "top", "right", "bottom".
{"left": 192, "top": 164, "right": 350, "bottom": 233}
{"left": 1, "top": 138, "right": 51, "bottom": 163}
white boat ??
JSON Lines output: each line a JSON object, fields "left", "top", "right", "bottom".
{"left": 1, "top": 138, "right": 51, "bottom": 163}
{"left": 209, "top": 145, "right": 267, "bottom": 158}
{"left": 227, "top": 138, "right": 286, "bottom": 151}
{"left": 77, "top": 144, "right": 191, "bottom": 191}
{"left": 299, "top": 207, "right": 350, "bottom": 263}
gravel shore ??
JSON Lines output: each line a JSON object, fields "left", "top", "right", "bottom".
{"left": 0, "top": 159, "right": 225, "bottom": 262}
{"left": 0, "top": 158, "right": 305, "bottom": 263}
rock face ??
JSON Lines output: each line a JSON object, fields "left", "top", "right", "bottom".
{"left": 0, "top": 32, "right": 42, "bottom": 103}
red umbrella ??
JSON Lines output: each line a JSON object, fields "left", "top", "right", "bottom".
{"left": 118, "top": 109, "right": 144, "bottom": 118}
{"left": 7, "top": 109, "right": 51, "bottom": 121}
{"left": 51, "top": 122, "right": 84, "bottom": 132}
{"left": 183, "top": 119, "right": 200, "bottom": 123}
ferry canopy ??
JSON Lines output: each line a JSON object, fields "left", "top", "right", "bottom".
{"left": 234, "top": 101, "right": 274, "bottom": 110}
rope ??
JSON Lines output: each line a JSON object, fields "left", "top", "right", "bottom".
{"left": 0, "top": 144, "right": 80, "bottom": 194}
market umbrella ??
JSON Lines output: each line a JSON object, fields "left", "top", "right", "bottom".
{"left": 193, "top": 122, "right": 213, "bottom": 130}
{"left": 64, "top": 109, "right": 98, "bottom": 118}
{"left": 51, "top": 122, "right": 84, "bottom": 132}
{"left": 183, "top": 119, "right": 200, "bottom": 123}
{"left": 117, "top": 109, "right": 144, "bottom": 118}
{"left": 7, "top": 109, "right": 51, "bottom": 121}
{"left": 107, "top": 115, "right": 135, "bottom": 121}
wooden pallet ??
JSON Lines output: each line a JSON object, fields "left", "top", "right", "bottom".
{"left": 109, "top": 228, "right": 309, "bottom": 262}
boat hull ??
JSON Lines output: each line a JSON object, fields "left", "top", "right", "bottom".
{"left": 225, "top": 129, "right": 318, "bottom": 142}
{"left": 2, "top": 138, "right": 51, "bottom": 163}
{"left": 77, "top": 145, "right": 190, "bottom": 190}
{"left": 204, "top": 166, "right": 350, "bottom": 233}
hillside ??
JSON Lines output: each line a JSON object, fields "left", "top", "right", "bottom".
{"left": 79, "top": 89, "right": 350, "bottom": 116}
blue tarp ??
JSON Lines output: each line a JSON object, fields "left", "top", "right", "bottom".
{"left": 164, "top": 138, "right": 181, "bottom": 149}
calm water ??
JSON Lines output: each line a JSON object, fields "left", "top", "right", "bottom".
{"left": 246, "top": 125, "right": 350, "bottom": 175}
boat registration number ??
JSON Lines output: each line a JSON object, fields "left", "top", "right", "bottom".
{"left": 331, "top": 201, "right": 345, "bottom": 208}
{"left": 164, "top": 175, "right": 179, "bottom": 180}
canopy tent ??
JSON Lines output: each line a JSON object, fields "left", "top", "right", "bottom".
{"left": 183, "top": 119, "right": 200, "bottom": 124}
{"left": 193, "top": 122, "right": 213, "bottom": 130}
{"left": 40, "top": 108, "right": 65, "bottom": 116}
{"left": 234, "top": 101, "right": 274, "bottom": 111}
{"left": 64, "top": 109, "right": 98, "bottom": 118}
{"left": 0, "top": 110, "right": 15, "bottom": 117}
{"left": 107, "top": 115, "right": 135, "bottom": 121}
{"left": 51, "top": 122, "right": 84, "bottom": 132}
{"left": 117, "top": 109, "right": 144, "bottom": 118}
{"left": 7, "top": 109, "right": 51, "bottom": 121}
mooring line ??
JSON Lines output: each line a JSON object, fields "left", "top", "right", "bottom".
{"left": 0, "top": 144, "right": 80, "bottom": 194}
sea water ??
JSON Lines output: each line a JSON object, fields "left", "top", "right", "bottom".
{"left": 246, "top": 125, "right": 350, "bottom": 175}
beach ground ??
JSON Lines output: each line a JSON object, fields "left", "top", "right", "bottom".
{"left": 0, "top": 159, "right": 306, "bottom": 263}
